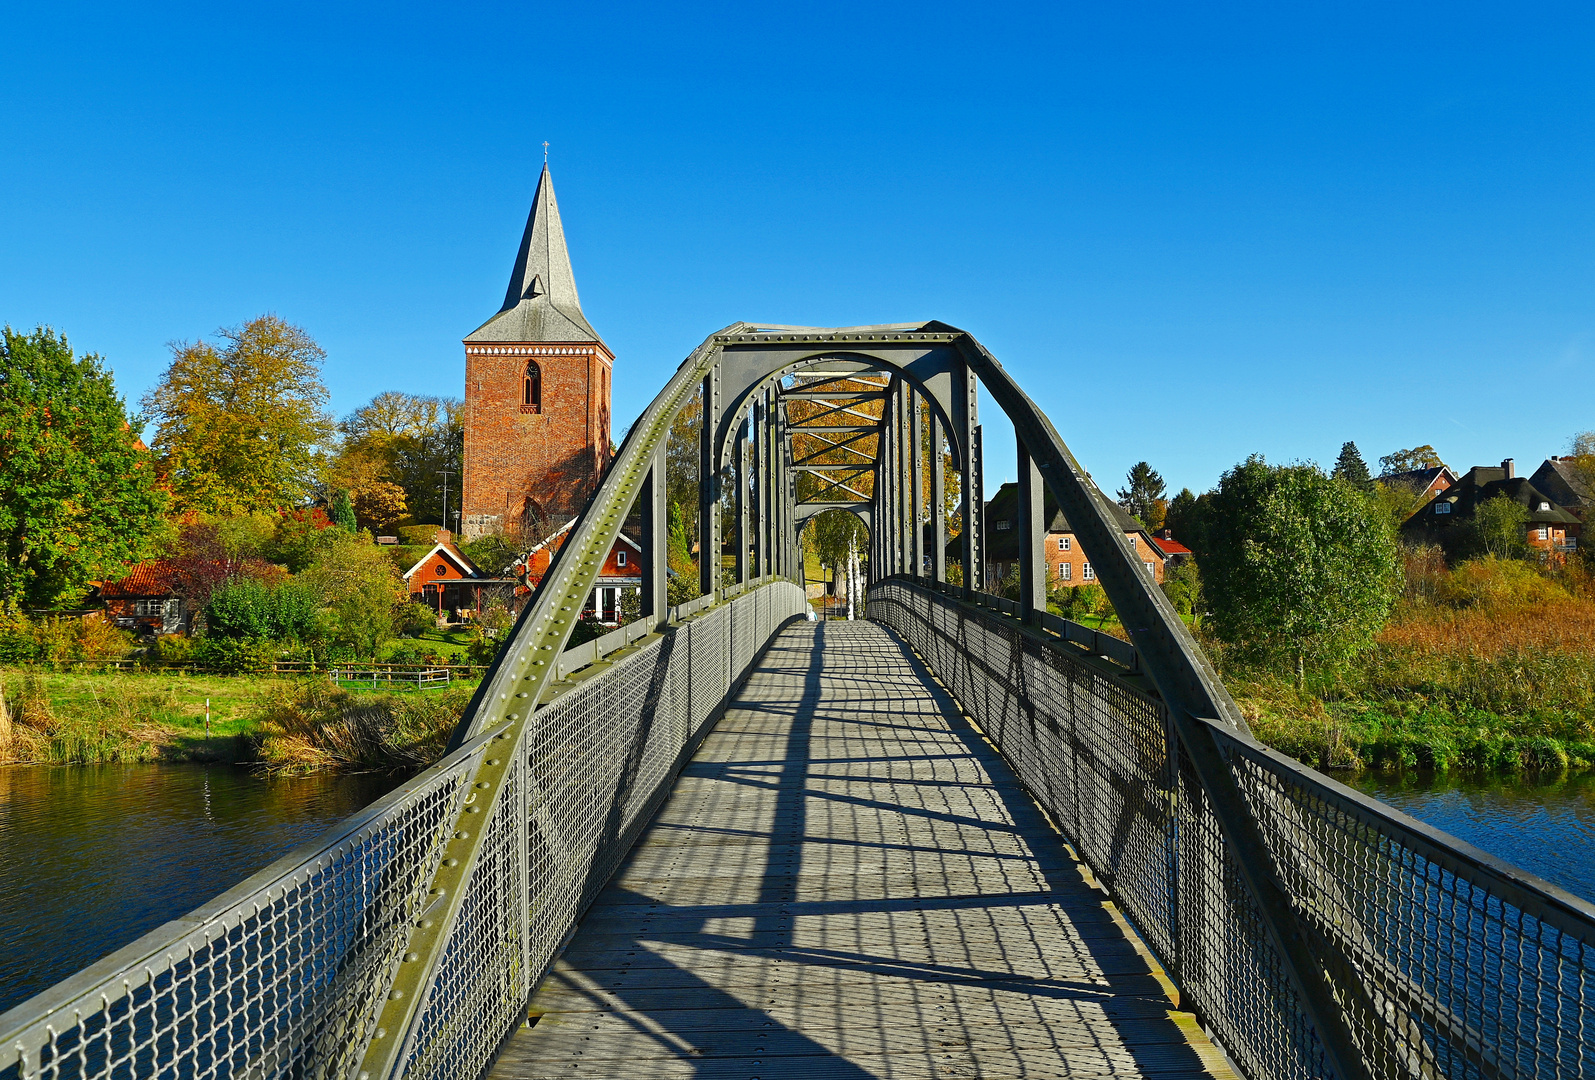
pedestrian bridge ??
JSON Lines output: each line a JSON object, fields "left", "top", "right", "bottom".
{"left": 4, "top": 325, "right": 1592, "bottom": 1080}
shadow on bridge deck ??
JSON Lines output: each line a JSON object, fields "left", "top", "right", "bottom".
{"left": 490, "top": 621, "right": 1236, "bottom": 1079}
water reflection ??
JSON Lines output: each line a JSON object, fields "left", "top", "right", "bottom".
{"left": 0, "top": 764, "right": 400, "bottom": 1016}
{"left": 1346, "top": 769, "right": 1595, "bottom": 903}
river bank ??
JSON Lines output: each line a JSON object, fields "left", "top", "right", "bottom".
{"left": 0, "top": 668, "right": 474, "bottom": 772}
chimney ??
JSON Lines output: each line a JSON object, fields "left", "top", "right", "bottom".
{"left": 1502, "top": 458, "right": 1515, "bottom": 479}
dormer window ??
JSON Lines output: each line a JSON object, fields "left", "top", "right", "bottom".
{"left": 521, "top": 361, "right": 542, "bottom": 414}
{"left": 1435, "top": 502, "right": 1451, "bottom": 514}
{"left": 1539, "top": 502, "right": 1550, "bottom": 512}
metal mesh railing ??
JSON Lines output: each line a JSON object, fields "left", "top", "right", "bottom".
{"left": 1, "top": 580, "right": 808, "bottom": 1080}
{"left": 869, "top": 576, "right": 1595, "bottom": 1080}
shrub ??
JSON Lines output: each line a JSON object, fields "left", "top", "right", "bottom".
{"left": 396, "top": 600, "right": 437, "bottom": 637}
{"left": 195, "top": 635, "right": 280, "bottom": 673}
{"left": 1437, "top": 556, "right": 1570, "bottom": 609}
{"left": 0, "top": 612, "right": 133, "bottom": 668}
{"left": 397, "top": 524, "right": 443, "bottom": 546}
{"left": 205, "top": 579, "right": 324, "bottom": 643}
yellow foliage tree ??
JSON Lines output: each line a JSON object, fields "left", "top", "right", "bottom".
{"left": 142, "top": 315, "right": 335, "bottom": 514}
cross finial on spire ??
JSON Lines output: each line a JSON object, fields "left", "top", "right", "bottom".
{"left": 542, "top": 141, "right": 549, "bottom": 164}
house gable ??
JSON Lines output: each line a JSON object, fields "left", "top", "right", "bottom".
{"left": 402, "top": 543, "right": 483, "bottom": 584}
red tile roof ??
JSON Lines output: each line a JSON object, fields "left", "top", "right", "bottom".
{"left": 1150, "top": 535, "right": 1191, "bottom": 557}
{"left": 98, "top": 559, "right": 181, "bottom": 598}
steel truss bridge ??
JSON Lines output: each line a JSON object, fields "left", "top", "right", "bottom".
{"left": 4, "top": 324, "right": 1592, "bottom": 1080}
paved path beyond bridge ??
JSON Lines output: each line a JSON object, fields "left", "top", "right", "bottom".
{"left": 492, "top": 621, "right": 1235, "bottom": 1079}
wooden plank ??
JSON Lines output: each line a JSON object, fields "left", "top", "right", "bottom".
{"left": 490, "top": 621, "right": 1235, "bottom": 1080}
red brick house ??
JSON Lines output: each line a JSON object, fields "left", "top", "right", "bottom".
{"left": 518, "top": 522, "right": 643, "bottom": 625}
{"left": 1150, "top": 530, "right": 1193, "bottom": 567}
{"left": 979, "top": 483, "right": 1167, "bottom": 588}
{"left": 402, "top": 542, "right": 518, "bottom": 619}
{"left": 96, "top": 560, "right": 186, "bottom": 635}
{"left": 1403, "top": 459, "right": 1580, "bottom": 557}
{"left": 461, "top": 164, "right": 613, "bottom": 541}
{"left": 1531, "top": 456, "right": 1592, "bottom": 527}
{"left": 1381, "top": 464, "right": 1458, "bottom": 507}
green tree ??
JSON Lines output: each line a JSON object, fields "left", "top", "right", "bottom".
{"left": 1568, "top": 431, "right": 1595, "bottom": 495}
{"left": 808, "top": 509, "right": 866, "bottom": 580}
{"left": 1332, "top": 441, "right": 1374, "bottom": 492}
{"left": 0, "top": 327, "right": 167, "bottom": 608}
{"left": 296, "top": 528, "right": 407, "bottom": 657}
{"left": 329, "top": 489, "right": 357, "bottom": 531}
{"left": 1198, "top": 456, "right": 1399, "bottom": 670}
{"left": 1378, "top": 445, "right": 1443, "bottom": 476}
{"left": 1163, "top": 487, "right": 1212, "bottom": 551}
{"left": 143, "top": 314, "right": 335, "bottom": 514}
{"left": 1470, "top": 494, "right": 1530, "bottom": 559}
{"left": 1116, "top": 462, "right": 1166, "bottom": 529}
{"left": 1159, "top": 558, "right": 1203, "bottom": 626}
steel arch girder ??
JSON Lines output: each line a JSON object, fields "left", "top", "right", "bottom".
{"left": 794, "top": 502, "right": 873, "bottom": 532}
{"left": 707, "top": 342, "right": 968, "bottom": 476}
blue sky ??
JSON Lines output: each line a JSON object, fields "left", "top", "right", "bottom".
{"left": 3, "top": 2, "right": 1591, "bottom": 497}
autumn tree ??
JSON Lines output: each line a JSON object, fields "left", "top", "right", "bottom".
{"left": 1197, "top": 456, "right": 1399, "bottom": 671}
{"left": 1116, "top": 462, "right": 1167, "bottom": 530}
{"left": 333, "top": 391, "right": 460, "bottom": 529}
{"left": 1378, "top": 445, "right": 1443, "bottom": 476}
{"left": 0, "top": 327, "right": 167, "bottom": 608}
{"left": 143, "top": 315, "right": 335, "bottom": 514}
{"left": 1568, "top": 431, "right": 1595, "bottom": 495}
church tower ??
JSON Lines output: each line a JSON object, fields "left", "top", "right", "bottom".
{"left": 461, "top": 166, "right": 613, "bottom": 541}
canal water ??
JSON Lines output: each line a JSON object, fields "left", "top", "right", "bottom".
{"left": 0, "top": 764, "right": 402, "bottom": 1017}
{"left": 1, "top": 764, "right": 1591, "bottom": 1020}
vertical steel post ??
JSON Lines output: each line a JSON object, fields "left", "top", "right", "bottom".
{"left": 763, "top": 387, "right": 775, "bottom": 579}
{"left": 1017, "top": 438, "right": 1046, "bottom": 623}
{"left": 699, "top": 368, "right": 721, "bottom": 597}
{"left": 641, "top": 442, "right": 668, "bottom": 625}
{"left": 752, "top": 397, "right": 766, "bottom": 579}
{"left": 911, "top": 389, "right": 923, "bottom": 578}
{"left": 953, "top": 359, "right": 982, "bottom": 598}
{"left": 736, "top": 421, "right": 750, "bottom": 585}
{"left": 896, "top": 383, "right": 908, "bottom": 576}
{"left": 930, "top": 412, "right": 946, "bottom": 583}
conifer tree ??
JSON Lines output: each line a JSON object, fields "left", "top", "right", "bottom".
{"left": 1332, "top": 442, "right": 1374, "bottom": 493}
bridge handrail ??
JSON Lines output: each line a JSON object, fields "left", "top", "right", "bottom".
{"left": 869, "top": 576, "right": 1595, "bottom": 1080}
{"left": 0, "top": 579, "right": 809, "bottom": 1080}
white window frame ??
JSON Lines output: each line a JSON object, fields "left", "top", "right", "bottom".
{"left": 1537, "top": 526, "right": 1549, "bottom": 541}
{"left": 1058, "top": 536, "right": 1071, "bottom": 551}
{"left": 1144, "top": 561, "right": 1155, "bottom": 574}
{"left": 1059, "top": 562, "right": 1071, "bottom": 581}
{"left": 1082, "top": 562, "right": 1094, "bottom": 580}
{"left": 616, "top": 550, "right": 627, "bottom": 567}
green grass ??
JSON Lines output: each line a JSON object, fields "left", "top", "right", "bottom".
{"left": 1, "top": 667, "right": 290, "bottom": 764}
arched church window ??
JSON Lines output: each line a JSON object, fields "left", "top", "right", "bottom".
{"left": 521, "top": 361, "right": 542, "bottom": 414}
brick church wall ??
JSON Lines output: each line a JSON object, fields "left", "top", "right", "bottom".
{"left": 461, "top": 342, "right": 613, "bottom": 540}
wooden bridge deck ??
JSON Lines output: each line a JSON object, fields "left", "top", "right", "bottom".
{"left": 491, "top": 621, "right": 1235, "bottom": 1079}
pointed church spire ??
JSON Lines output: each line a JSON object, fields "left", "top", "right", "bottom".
{"left": 465, "top": 165, "right": 604, "bottom": 345}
